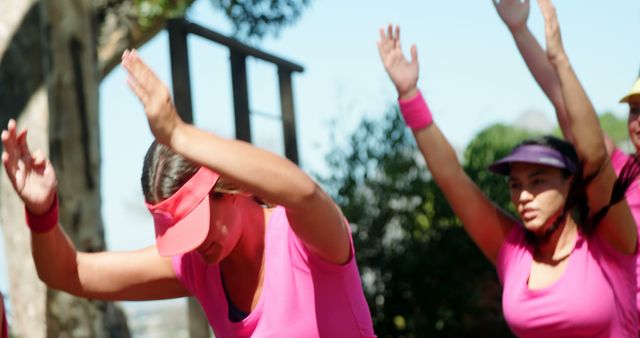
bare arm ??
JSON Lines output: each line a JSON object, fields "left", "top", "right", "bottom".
{"left": 1, "top": 120, "right": 189, "bottom": 300}
{"left": 539, "top": 0, "right": 637, "bottom": 254}
{"left": 121, "top": 50, "right": 350, "bottom": 265}
{"left": 494, "top": 0, "right": 572, "bottom": 142}
{"left": 377, "top": 25, "right": 516, "bottom": 263}
{"left": 34, "top": 228, "right": 187, "bottom": 300}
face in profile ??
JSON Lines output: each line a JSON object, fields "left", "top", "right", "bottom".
{"left": 196, "top": 193, "right": 245, "bottom": 264}
{"left": 508, "top": 163, "right": 572, "bottom": 235}
{"left": 627, "top": 96, "right": 640, "bottom": 152}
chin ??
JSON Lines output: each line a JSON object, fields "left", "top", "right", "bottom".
{"left": 522, "top": 219, "right": 546, "bottom": 233}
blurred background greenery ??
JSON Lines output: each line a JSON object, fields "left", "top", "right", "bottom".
{"left": 321, "top": 106, "right": 628, "bottom": 337}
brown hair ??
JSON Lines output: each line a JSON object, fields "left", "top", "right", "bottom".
{"left": 141, "top": 141, "right": 270, "bottom": 206}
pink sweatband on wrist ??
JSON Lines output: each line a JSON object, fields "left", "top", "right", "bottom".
{"left": 25, "top": 194, "right": 59, "bottom": 233}
{"left": 398, "top": 90, "right": 433, "bottom": 130}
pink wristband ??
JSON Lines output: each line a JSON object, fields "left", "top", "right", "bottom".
{"left": 25, "top": 194, "right": 59, "bottom": 233}
{"left": 398, "top": 90, "right": 433, "bottom": 130}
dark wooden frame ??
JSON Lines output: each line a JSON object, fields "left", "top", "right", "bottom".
{"left": 167, "top": 18, "right": 304, "bottom": 164}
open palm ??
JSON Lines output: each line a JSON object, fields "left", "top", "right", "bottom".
{"left": 122, "top": 49, "right": 182, "bottom": 146}
{"left": 493, "top": 0, "right": 530, "bottom": 31}
{"left": 377, "top": 25, "right": 419, "bottom": 99}
{"left": 538, "top": 0, "right": 566, "bottom": 64}
{"left": 1, "top": 120, "right": 57, "bottom": 214}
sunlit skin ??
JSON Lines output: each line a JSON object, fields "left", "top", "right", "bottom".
{"left": 193, "top": 192, "right": 269, "bottom": 313}
{"left": 196, "top": 193, "right": 265, "bottom": 266}
{"left": 627, "top": 96, "right": 640, "bottom": 152}
{"left": 508, "top": 163, "right": 572, "bottom": 235}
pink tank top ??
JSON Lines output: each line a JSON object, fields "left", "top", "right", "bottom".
{"left": 611, "top": 148, "right": 640, "bottom": 320}
{"left": 497, "top": 225, "right": 637, "bottom": 337}
{"left": 172, "top": 206, "right": 376, "bottom": 338}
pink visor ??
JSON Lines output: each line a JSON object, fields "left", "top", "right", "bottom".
{"left": 145, "top": 167, "right": 220, "bottom": 256}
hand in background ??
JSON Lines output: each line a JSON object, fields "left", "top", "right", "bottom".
{"left": 121, "top": 49, "right": 183, "bottom": 146}
{"left": 377, "top": 24, "right": 419, "bottom": 100}
{"left": 1, "top": 119, "right": 57, "bottom": 214}
{"left": 538, "top": 0, "right": 567, "bottom": 65}
{"left": 493, "top": 0, "right": 530, "bottom": 32}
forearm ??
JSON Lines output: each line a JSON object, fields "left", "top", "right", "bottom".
{"left": 552, "top": 56, "right": 608, "bottom": 172}
{"left": 31, "top": 225, "right": 83, "bottom": 292}
{"left": 170, "top": 122, "right": 318, "bottom": 210}
{"left": 511, "top": 27, "right": 573, "bottom": 141}
{"left": 413, "top": 125, "right": 465, "bottom": 188}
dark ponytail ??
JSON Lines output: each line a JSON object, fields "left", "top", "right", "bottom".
{"left": 582, "top": 152, "right": 640, "bottom": 231}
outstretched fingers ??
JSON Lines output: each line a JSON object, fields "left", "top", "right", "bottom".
{"left": 537, "top": 0, "right": 563, "bottom": 56}
{"left": 2, "top": 120, "right": 20, "bottom": 166}
{"left": 122, "top": 49, "right": 163, "bottom": 105}
{"left": 1, "top": 120, "right": 32, "bottom": 191}
{"left": 17, "top": 129, "right": 30, "bottom": 158}
{"left": 410, "top": 45, "right": 418, "bottom": 67}
{"left": 378, "top": 27, "right": 390, "bottom": 55}
{"left": 538, "top": 0, "right": 557, "bottom": 23}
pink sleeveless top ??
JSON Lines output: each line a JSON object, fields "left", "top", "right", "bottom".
{"left": 497, "top": 225, "right": 637, "bottom": 337}
{"left": 172, "top": 206, "right": 376, "bottom": 338}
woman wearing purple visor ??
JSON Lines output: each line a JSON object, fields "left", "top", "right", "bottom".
{"left": 1, "top": 50, "right": 375, "bottom": 337}
{"left": 377, "top": 0, "right": 638, "bottom": 335}
{"left": 493, "top": 0, "right": 640, "bottom": 332}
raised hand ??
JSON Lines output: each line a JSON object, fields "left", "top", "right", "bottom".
{"left": 1, "top": 120, "right": 57, "bottom": 214}
{"left": 121, "top": 49, "right": 182, "bottom": 146}
{"left": 377, "top": 24, "right": 419, "bottom": 100}
{"left": 493, "top": 0, "right": 530, "bottom": 32}
{"left": 537, "top": 0, "right": 566, "bottom": 65}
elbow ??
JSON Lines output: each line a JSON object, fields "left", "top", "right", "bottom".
{"left": 34, "top": 255, "right": 80, "bottom": 294}
{"left": 35, "top": 267, "right": 63, "bottom": 291}
{"left": 579, "top": 145, "right": 609, "bottom": 176}
{"left": 289, "top": 180, "right": 323, "bottom": 212}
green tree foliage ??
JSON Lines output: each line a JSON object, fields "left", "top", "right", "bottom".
{"left": 323, "top": 107, "right": 535, "bottom": 337}
{"left": 134, "top": 0, "right": 310, "bottom": 38}
{"left": 134, "top": 0, "right": 195, "bottom": 27}
{"left": 551, "top": 111, "right": 628, "bottom": 146}
{"left": 599, "top": 111, "right": 629, "bottom": 145}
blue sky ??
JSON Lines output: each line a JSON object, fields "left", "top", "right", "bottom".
{"left": 2, "top": 0, "right": 640, "bottom": 318}
{"left": 99, "top": 0, "right": 640, "bottom": 250}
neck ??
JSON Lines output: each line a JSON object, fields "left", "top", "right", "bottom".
{"left": 536, "top": 215, "right": 577, "bottom": 261}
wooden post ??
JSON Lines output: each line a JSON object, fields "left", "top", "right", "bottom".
{"left": 278, "top": 68, "right": 299, "bottom": 164}
{"left": 167, "top": 19, "right": 194, "bottom": 123}
{"left": 230, "top": 51, "right": 251, "bottom": 142}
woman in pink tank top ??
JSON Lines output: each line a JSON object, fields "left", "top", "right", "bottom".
{"left": 493, "top": 0, "right": 640, "bottom": 330}
{"left": 1, "top": 50, "right": 375, "bottom": 337}
{"left": 376, "top": 0, "right": 638, "bottom": 336}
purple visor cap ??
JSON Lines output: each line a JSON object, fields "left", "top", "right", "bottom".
{"left": 488, "top": 144, "right": 577, "bottom": 176}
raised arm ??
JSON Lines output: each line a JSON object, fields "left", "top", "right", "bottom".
{"left": 377, "top": 25, "right": 516, "bottom": 263}
{"left": 121, "top": 50, "right": 350, "bottom": 265}
{"left": 538, "top": 0, "right": 637, "bottom": 253}
{"left": 493, "top": 0, "right": 619, "bottom": 153}
{"left": 1, "top": 120, "right": 187, "bottom": 300}
{"left": 493, "top": 0, "right": 574, "bottom": 142}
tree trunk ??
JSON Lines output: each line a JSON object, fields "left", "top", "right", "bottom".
{"left": 0, "top": 1, "right": 48, "bottom": 337}
{"left": 0, "top": 0, "right": 130, "bottom": 337}
{"left": 40, "top": 0, "right": 129, "bottom": 337}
